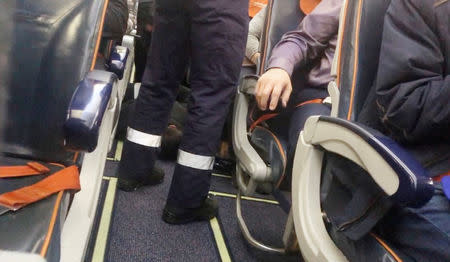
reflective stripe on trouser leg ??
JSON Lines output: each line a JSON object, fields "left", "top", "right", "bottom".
{"left": 166, "top": 0, "right": 249, "bottom": 208}
{"left": 126, "top": 127, "right": 162, "bottom": 147}
{"left": 167, "top": 150, "right": 215, "bottom": 208}
{"left": 118, "top": 129, "right": 162, "bottom": 181}
{"left": 177, "top": 150, "right": 215, "bottom": 170}
{"left": 118, "top": 3, "right": 190, "bottom": 182}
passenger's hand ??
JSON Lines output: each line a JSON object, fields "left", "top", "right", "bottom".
{"left": 250, "top": 52, "right": 260, "bottom": 65}
{"left": 255, "top": 68, "right": 292, "bottom": 111}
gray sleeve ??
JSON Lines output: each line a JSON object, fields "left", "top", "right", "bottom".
{"left": 245, "top": 6, "right": 267, "bottom": 60}
{"left": 267, "top": 0, "right": 342, "bottom": 76}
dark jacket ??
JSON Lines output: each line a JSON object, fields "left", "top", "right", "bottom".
{"left": 361, "top": 0, "right": 450, "bottom": 176}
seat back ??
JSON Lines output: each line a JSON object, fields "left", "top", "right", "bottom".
{"left": 336, "top": 0, "right": 391, "bottom": 121}
{"left": 258, "top": 0, "right": 304, "bottom": 75}
{"left": 0, "top": 0, "right": 108, "bottom": 163}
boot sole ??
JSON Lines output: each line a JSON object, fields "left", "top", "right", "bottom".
{"left": 162, "top": 208, "right": 217, "bottom": 225}
{"left": 117, "top": 176, "right": 164, "bottom": 192}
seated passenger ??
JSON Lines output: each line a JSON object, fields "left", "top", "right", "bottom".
{"left": 245, "top": 6, "right": 266, "bottom": 65}
{"left": 255, "top": 0, "right": 342, "bottom": 183}
{"left": 334, "top": 0, "right": 450, "bottom": 260}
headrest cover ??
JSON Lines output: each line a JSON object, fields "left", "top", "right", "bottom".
{"left": 300, "top": 0, "right": 322, "bottom": 14}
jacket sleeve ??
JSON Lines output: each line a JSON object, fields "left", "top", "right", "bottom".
{"left": 267, "top": 0, "right": 342, "bottom": 76}
{"left": 375, "top": 0, "right": 450, "bottom": 143}
{"left": 245, "top": 6, "right": 267, "bottom": 60}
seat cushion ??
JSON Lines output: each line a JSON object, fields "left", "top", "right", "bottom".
{"left": 0, "top": 156, "right": 70, "bottom": 262}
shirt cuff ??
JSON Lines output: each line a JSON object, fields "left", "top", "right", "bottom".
{"left": 267, "top": 56, "right": 295, "bottom": 76}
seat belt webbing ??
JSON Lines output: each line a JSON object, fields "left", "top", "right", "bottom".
{"left": 0, "top": 162, "right": 50, "bottom": 178}
{"left": 249, "top": 98, "right": 324, "bottom": 131}
{"left": 0, "top": 165, "right": 80, "bottom": 212}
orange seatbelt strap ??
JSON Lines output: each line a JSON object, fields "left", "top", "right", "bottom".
{"left": 0, "top": 162, "right": 50, "bottom": 178}
{"left": 250, "top": 112, "right": 279, "bottom": 131}
{"left": 250, "top": 98, "right": 324, "bottom": 131}
{"left": 295, "top": 98, "right": 324, "bottom": 108}
{"left": 0, "top": 165, "right": 80, "bottom": 212}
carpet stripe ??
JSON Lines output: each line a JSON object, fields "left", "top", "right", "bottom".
{"left": 210, "top": 217, "right": 232, "bottom": 262}
{"left": 212, "top": 173, "right": 232, "bottom": 179}
{"left": 114, "top": 140, "right": 123, "bottom": 161}
{"left": 209, "top": 191, "right": 279, "bottom": 205}
{"left": 92, "top": 177, "right": 118, "bottom": 261}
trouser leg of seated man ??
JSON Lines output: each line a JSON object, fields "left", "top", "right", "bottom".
{"left": 375, "top": 184, "right": 450, "bottom": 261}
{"left": 330, "top": 185, "right": 450, "bottom": 261}
{"left": 163, "top": 0, "right": 248, "bottom": 224}
{"left": 268, "top": 102, "right": 331, "bottom": 190}
{"left": 118, "top": 0, "right": 190, "bottom": 191}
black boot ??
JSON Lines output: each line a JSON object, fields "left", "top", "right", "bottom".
{"left": 118, "top": 165, "right": 165, "bottom": 192}
{"left": 162, "top": 196, "right": 218, "bottom": 224}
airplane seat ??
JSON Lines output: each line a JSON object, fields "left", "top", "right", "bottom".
{"left": 232, "top": 0, "right": 312, "bottom": 254}
{"left": 0, "top": 0, "right": 119, "bottom": 261}
{"left": 290, "top": 0, "right": 435, "bottom": 261}
{"left": 233, "top": 0, "right": 304, "bottom": 196}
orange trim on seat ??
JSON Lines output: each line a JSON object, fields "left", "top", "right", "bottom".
{"left": 370, "top": 233, "right": 403, "bottom": 262}
{"left": 346, "top": 0, "right": 363, "bottom": 120}
{"left": 0, "top": 166, "right": 80, "bottom": 211}
{"left": 0, "top": 162, "right": 50, "bottom": 178}
{"left": 335, "top": 0, "right": 350, "bottom": 87}
{"left": 300, "top": 0, "right": 321, "bottom": 14}
{"left": 90, "top": 0, "right": 110, "bottom": 71}
{"left": 40, "top": 191, "right": 64, "bottom": 257}
{"left": 433, "top": 171, "right": 450, "bottom": 182}
{"left": 249, "top": 0, "right": 268, "bottom": 17}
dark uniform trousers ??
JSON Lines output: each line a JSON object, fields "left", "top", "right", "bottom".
{"left": 118, "top": 0, "right": 248, "bottom": 208}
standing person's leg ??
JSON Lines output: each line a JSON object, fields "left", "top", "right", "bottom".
{"left": 118, "top": 0, "right": 190, "bottom": 191}
{"left": 163, "top": 0, "right": 248, "bottom": 223}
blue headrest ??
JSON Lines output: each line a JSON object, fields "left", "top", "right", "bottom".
{"left": 107, "top": 46, "right": 129, "bottom": 80}
{"left": 259, "top": 0, "right": 305, "bottom": 75}
{"left": 0, "top": 0, "right": 107, "bottom": 163}
{"left": 337, "top": 0, "right": 391, "bottom": 120}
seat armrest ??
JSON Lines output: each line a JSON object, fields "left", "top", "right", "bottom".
{"left": 64, "top": 70, "right": 117, "bottom": 152}
{"left": 106, "top": 46, "right": 129, "bottom": 80}
{"left": 239, "top": 74, "right": 259, "bottom": 95}
{"left": 232, "top": 75, "right": 271, "bottom": 195}
{"left": 303, "top": 116, "right": 434, "bottom": 208}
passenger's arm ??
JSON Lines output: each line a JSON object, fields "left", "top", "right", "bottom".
{"left": 267, "top": 0, "right": 342, "bottom": 76}
{"left": 246, "top": 6, "right": 266, "bottom": 64}
{"left": 375, "top": 0, "right": 450, "bottom": 143}
{"left": 255, "top": 0, "right": 342, "bottom": 110}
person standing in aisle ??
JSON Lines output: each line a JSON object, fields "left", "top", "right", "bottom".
{"left": 117, "top": 0, "right": 249, "bottom": 224}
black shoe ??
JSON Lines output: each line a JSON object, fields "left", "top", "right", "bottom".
{"left": 162, "top": 196, "right": 218, "bottom": 225}
{"left": 117, "top": 166, "right": 165, "bottom": 192}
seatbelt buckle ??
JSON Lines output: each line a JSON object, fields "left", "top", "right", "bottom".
{"left": 0, "top": 205, "right": 12, "bottom": 216}
{"left": 322, "top": 96, "right": 332, "bottom": 105}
